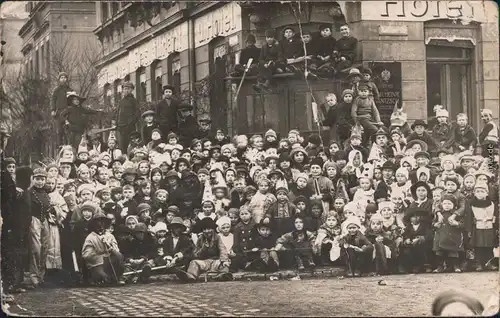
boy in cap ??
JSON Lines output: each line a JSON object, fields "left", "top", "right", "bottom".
{"left": 248, "top": 220, "right": 279, "bottom": 272}
{"left": 141, "top": 110, "right": 158, "bottom": 145}
{"left": 360, "top": 67, "right": 379, "bottom": 100}
{"left": 253, "top": 29, "right": 284, "bottom": 92}
{"left": 316, "top": 24, "right": 336, "bottom": 73}
{"left": 122, "top": 222, "right": 156, "bottom": 283}
{"left": 19, "top": 168, "right": 51, "bottom": 288}
{"left": 351, "top": 82, "right": 383, "bottom": 145}
{"left": 51, "top": 72, "right": 73, "bottom": 144}
{"left": 116, "top": 82, "right": 140, "bottom": 152}
{"left": 280, "top": 25, "right": 301, "bottom": 73}
{"left": 298, "top": 29, "right": 319, "bottom": 72}
{"left": 156, "top": 84, "right": 180, "bottom": 138}
{"left": 61, "top": 91, "right": 102, "bottom": 149}
{"left": 407, "top": 119, "right": 437, "bottom": 152}
{"left": 161, "top": 217, "right": 194, "bottom": 276}
{"left": 333, "top": 24, "right": 358, "bottom": 72}
{"left": 185, "top": 218, "right": 232, "bottom": 282}
{"left": 232, "top": 34, "right": 260, "bottom": 77}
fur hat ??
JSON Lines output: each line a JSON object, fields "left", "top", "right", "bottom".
{"left": 216, "top": 216, "right": 231, "bottom": 229}
{"left": 264, "top": 29, "right": 275, "bottom": 38}
{"left": 410, "top": 181, "right": 432, "bottom": 199}
{"left": 308, "top": 133, "right": 321, "bottom": 146}
{"left": 411, "top": 119, "right": 428, "bottom": 130}
{"left": 441, "top": 194, "right": 457, "bottom": 207}
{"left": 436, "top": 109, "right": 449, "bottom": 118}
{"left": 310, "top": 157, "right": 324, "bottom": 168}
{"left": 443, "top": 176, "right": 460, "bottom": 188}
{"left": 341, "top": 89, "right": 354, "bottom": 98}
{"left": 395, "top": 167, "right": 409, "bottom": 180}
{"left": 245, "top": 34, "right": 256, "bottom": 43}
{"left": 265, "top": 129, "right": 278, "bottom": 139}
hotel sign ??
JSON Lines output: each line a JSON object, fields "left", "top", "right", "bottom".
{"left": 194, "top": 2, "right": 242, "bottom": 48}
{"left": 361, "top": 1, "right": 488, "bottom": 23}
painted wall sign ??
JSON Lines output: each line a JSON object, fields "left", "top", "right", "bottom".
{"left": 369, "top": 62, "right": 402, "bottom": 126}
{"left": 361, "top": 1, "right": 489, "bottom": 23}
{"left": 194, "top": 2, "right": 242, "bottom": 48}
{"left": 98, "top": 22, "right": 188, "bottom": 86}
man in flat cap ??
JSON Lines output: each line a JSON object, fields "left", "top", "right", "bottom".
{"left": 155, "top": 84, "right": 180, "bottom": 138}
{"left": 116, "top": 82, "right": 140, "bottom": 152}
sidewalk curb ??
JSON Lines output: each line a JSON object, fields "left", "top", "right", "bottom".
{"left": 149, "top": 267, "right": 347, "bottom": 283}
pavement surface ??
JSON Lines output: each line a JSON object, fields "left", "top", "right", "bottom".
{"left": 3, "top": 272, "right": 498, "bottom": 317}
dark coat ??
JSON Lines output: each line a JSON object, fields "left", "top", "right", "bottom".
{"left": 323, "top": 102, "right": 353, "bottom": 129}
{"left": 407, "top": 199, "right": 434, "bottom": 225}
{"left": 464, "top": 199, "right": 498, "bottom": 248}
{"left": 51, "top": 84, "right": 72, "bottom": 115}
{"left": 280, "top": 38, "right": 302, "bottom": 60}
{"left": 445, "top": 124, "right": 477, "bottom": 151}
{"left": 402, "top": 223, "right": 431, "bottom": 242}
{"left": 432, "top": 210, "right": 464, "bottom": 253}
{"left": 233, "top": 221, "right": 256, "bottom": 254}
{"left": 342, "top": 231, "right": 372, "bottom": 251}
{"left": 316, "top": 36, "right": 336, "bottom": 58}
{"left": 177, "top": 115, "right": 199, "bottom": 148}
{"left": 142, "top": 123, "right": 159, "bottom": 145}
{"left": 61, "top": 105, "right": 99, "bottom": 132}
{"left": 126, "top": 232, "right": 156, "bottom": 260}
{"left": 156, "top": 98, "right": 180, "bottom": 135}
{"left": 334, "top": 36, "right": 358, "bottom": 61}
{"left": 116, "top": 94, "right": 140, "bottom": 128}
{"left": 259, "top": 40, "right": 283, "bottom": 64}
{"left": 162, "top": 234, "right": 195, "bottom": 258}
{"left": 239, "top": 45, "right": 261, "bottom": 66}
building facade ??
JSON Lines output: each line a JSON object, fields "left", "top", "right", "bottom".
{"left": 18, "top": 1, "right": 99, "bottom": 91}
{"left": 94, "top": 1, "right": 498, "bottom": 136}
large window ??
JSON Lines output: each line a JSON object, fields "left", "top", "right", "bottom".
{"left": 114, "top": 79, "right": 122, "bottom": 105}
{"left": 168, "top": 53, "right": 181, "bottom": 94}
{"left": 152, "top": 61, "right": 163, "bottom": 101}
{"left": 136, "top": 68, "right": 147, "bottom": 102}
{"left": 426, "top": 43, "right": 473, "bottom": 122}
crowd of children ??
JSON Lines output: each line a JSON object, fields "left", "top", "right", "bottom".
{"left": 1, "top": 65, "right": 499, "bottom": 293}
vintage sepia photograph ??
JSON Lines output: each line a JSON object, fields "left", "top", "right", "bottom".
{"left": 0, "top": 0, "right": 499, "bottom": 316}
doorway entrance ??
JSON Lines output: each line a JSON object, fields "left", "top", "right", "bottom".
{"left": 426, "top": 43, "right": 473, "bottom": 122}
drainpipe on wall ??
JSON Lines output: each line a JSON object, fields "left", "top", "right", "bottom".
{"left": 187, "top": 17, "right": 196, "bottom": 108}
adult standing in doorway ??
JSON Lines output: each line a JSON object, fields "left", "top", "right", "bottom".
{"left": 156, "top": 84, "right": 180, "bottom": 138}
{"left": 116, "top": 82, "right": 140, "bottom": 152}
{"left": 51, "top": 72, "right": 73, "bottom": 145}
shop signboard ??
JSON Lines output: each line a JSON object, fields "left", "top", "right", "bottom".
{"left": 369, "top": 61, "right": 402, "bottom": 127}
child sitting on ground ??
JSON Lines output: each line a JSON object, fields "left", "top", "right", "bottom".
{"left": 275, "top": 216, "right": 316, "bottom": 271}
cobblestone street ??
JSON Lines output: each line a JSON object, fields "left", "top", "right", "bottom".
{"left": 4, "top": 272, "right": 498, "bottom": 316}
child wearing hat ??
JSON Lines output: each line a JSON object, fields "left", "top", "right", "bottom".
{"left": 340, "top": 216, "right": 373, "bottom": 277}
{"left": 231, "top": 206, "right": 256, "bottom": 271}
{"left": 360, "top": 67, "right": 380, "bottom": 100}
{"left": 232, "top": 34, "right": 260, "bottom": 76}
{"left": 431, "top": 108, "right": 453, "bottom": 150}
{"left": 185, "top": 217, "right": 232, "bottom": 282}
{"left": 253, "top": 29, "right": 285, "bottom": 92}
{"left": 351, "top": 81, "right": 383, "bottom": 145}
{"left": 82, "top": 212, "right": 125, "bottom": 285}
{"left": 313, "top": 211, "right": 342, "bottom": 265}
{"left": 248, "top": 220, "right": 279, "bottom": 272}
{"left": 316, "top": 24, "right": 336, "bottom": 72}
{"left": 432, "top": 194, "right": 464, "bottom": 273}
{"left": 141, "top": 110, "right": 158, "bottom": 145}
{"left": 280, "top": 25, "right": 301, "bottom": 73}
{"left": 265, "top": 179, "right": 297, "bottom": 237}
{"left": 159, "top": 217, "right": 194, "bottom": 274}
{"left": 464, "top": 181, "right": 498, "bottom": 271}
{"left": 323, "top": 89, "right": 354, "bottom": 145}
{"left": 333, "top": 23, "right": 358, "bottom": 72}
{"left": 400, "top": 208, "right": 431, "bottom": 273}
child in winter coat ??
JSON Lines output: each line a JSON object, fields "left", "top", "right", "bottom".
{"left": 232, "top": 206, "right": 256, "bottom": 271}
{"left": 464, "top": 182, "right": 498, "bottom": 271}
{"left": 365, "top": 214, "right": 394, "bottom": 275}
{"left": 248, "top": 220, "right": 279, "bottom": 273}
{"left": 432, "top": 109, "right": 453, "bottom": 150}
{"left": 265, "top": 181, "right": 297, "bottom": 237}
{"left": 401, "top": 208, "right": 430, "bottom": 273}
{"left": 323, "top": 90, "right": 354, "bottom": 145}
{"left": 313, "top": 212, "right": 342, "bottom": 265}
{"left": 446, "top": 113, "right": 477, "bottom": 153}
{"left": 435, "top": 155, "right": 463, "bottom": 188}
{"left": 275, "top": 217, "right": 316, "bottom": 270}
{"left": 340, "top": 216, "right": 373, "bottom": 277}
{"left": 248, "top": 178, "right": 277, "bottom": 224}
{"left": 432, "top": 194, "right": 464, "bottom": 273}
